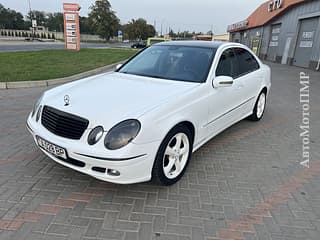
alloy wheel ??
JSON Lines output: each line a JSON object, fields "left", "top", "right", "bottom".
{"left": 162, "top": 133, "right": 190, "bottom": 179}
{"left": 257, "top": 92, "right": 266, "bottom": 118}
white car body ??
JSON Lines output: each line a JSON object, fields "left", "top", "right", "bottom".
{"left": 27, "top": 41, "right": 271, "bottom": 184}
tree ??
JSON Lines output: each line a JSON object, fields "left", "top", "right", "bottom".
{"left": 122, "top": 18, "right": 156, "bottom": 40}
{"left": 0, "top": 4, "right": 26, "bottom": 30}
{"left": 28, "top": 10, "right": 46, "bottom": 26}
{"left": 88, "top": 0, "right": 120, "bottom": 40}
{"left": 80, "top": 16, "right": 94, "bottom": 34}
{"left": 45, "top": 13, "right": 64, "bottom": 32}
{"left": 207, "top": 30, "right": 213, "bottom": 35}
{"left": 169, "top": 29, "right": 178, "bottom": 38}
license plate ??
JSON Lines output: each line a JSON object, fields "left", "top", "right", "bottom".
{"left": 36, "top": 136, "right": 67, "bottom": 160}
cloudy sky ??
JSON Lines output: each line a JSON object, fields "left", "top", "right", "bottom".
{"left": 1, "top": 0, "right": 266, "bottom": 34}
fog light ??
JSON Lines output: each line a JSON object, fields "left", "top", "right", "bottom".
{"left": 107, "top": 169, "right": 120, "bottom": 177}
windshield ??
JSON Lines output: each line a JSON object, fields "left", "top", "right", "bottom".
{"left": 119, "top": 45, "right": 216, "bottom": 83}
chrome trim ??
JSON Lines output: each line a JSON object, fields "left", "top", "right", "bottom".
{"left": 74, "top": 153, "right": 147, "bottom": 161}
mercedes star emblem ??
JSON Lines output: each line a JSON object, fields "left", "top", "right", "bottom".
{"left": 64, "top": 95, "right": 70, "bottom": 106}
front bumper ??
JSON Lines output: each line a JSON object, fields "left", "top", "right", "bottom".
{"left": 27, "top": 116, "right": 160, "bottom": 184}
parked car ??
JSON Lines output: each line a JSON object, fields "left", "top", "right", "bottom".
{"left": 131, "top": 41, "right": 146, "bottom": 49}
{"left": 27, "top": 41, "right": 271, "bottom": 185}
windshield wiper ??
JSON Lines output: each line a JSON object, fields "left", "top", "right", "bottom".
{"left": 123, "top": 72, "right": 163, "bottom": 79}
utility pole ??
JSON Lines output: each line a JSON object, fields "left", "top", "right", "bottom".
{"left": 160, "top": 19, "right": 165, "bottom": 37}
{"left": 28, "top": 0, "right": 35, "bottom": 40}
{"left": 211, "top": 24, "right": 214, "bottom": 41}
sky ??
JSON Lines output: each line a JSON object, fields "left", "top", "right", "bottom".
{"left": 1, "top": 0, "right": 267, "bottom": 34}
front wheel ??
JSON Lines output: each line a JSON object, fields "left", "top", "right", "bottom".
{"left": 248, "top": 91, "right": 266, "bottom": 121}
{"left": 152, "top": 125, "right": 193, "bottom": 185}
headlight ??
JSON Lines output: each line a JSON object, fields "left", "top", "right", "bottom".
{"left": 31, "top": 94, "right": 44, "bottom": 118}
{"left": 88, "top": 126, "right": 104, "bottom": 145}
{"left": 104, "top": 119, "right": 141, "bottom": 150}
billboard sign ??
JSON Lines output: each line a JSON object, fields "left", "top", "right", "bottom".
{"left": 227, "top": 20, "right": 248, "bottom": 32}
{"left": 63, "top": 3, "right": 81, "bottom": 51}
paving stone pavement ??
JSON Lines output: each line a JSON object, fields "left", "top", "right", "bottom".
{"left": 0, "top": 62, "right": 319, "bottom": 240}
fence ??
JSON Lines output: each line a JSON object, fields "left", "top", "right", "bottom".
{"left": 0, "top": 29, "right": 103, "bottom": 42}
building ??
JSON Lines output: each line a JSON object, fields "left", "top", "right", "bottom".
{"left": 193, "top": 34, "right": 213, "bottom": 41}
{"left": 227, "top": 0, "right": 320, "bottom": 70}
{"left": 192, "top": 33, "right": 230, "bottom": 42}
{"left": 212, "top": 33, "right": 230, "bottom": 42}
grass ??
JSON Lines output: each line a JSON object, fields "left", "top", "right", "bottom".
{"left": 0, "top": 48, "right": 137, "bottom": 82}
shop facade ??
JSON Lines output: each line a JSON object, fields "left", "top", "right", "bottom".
{"left": 228, "top": 0, "right": 320, "bottom": 70}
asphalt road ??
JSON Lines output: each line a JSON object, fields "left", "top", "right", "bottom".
{"left": 0, "top": 63, "right": 319, "bottom": 239}
{"left": 0, "top": 41, "right": 130, "bottom": 53}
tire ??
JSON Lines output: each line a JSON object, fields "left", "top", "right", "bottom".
{"left": 152, "top": 125, "right": 193, "bottom": 185}
{"left": 247, "top": 90, "right": 267, "bottom": 121}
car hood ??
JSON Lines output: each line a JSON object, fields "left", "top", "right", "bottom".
{"left": 44, "top": 72, "right": 199, "bottom": 130}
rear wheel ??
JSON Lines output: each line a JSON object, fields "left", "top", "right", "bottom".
{"left": 248, "top": 91, "right": 266, "bottom": 121}
{"left": 152, "top": 125, "right": 193, "bottom": 185}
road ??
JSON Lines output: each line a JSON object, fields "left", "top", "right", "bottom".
{"left": 0, "top": 63, "right": 319, "bottom": 239}
{"left": 0, "top": 40, "right": 130, "bottom": 53}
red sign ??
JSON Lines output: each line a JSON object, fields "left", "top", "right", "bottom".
{"left": 63, "top": 3, "right": 81, "bottom": 51}
{"left": 63, "top": 3, "right": 81, "bottom": 11}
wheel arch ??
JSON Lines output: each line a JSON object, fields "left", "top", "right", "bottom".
{"left": 176, "top": 121, "right": 195, "bottom": 144}
{"left": 157, "top": 120, "right": 196, "bottom": 154}
{"left": 261, "top": 86, "right": 268, "bottom": 94}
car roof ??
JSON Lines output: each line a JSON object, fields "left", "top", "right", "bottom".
{"left": 155, "top": 40, "right": 227, "bottom": 49}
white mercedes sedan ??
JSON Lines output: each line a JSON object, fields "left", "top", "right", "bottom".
{"left": 27, "top": 41, "right": 271, "bottom": 185}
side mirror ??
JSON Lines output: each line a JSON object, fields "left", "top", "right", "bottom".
{"left": 213, "top": 76, "right": 234, "bottom": 88}
{"left": 116, "top": 64, "right": 123, "bottom": 70}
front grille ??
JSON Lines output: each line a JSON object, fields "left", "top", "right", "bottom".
{"left": 41, "top": 106, "right": 89, "bottom": 140}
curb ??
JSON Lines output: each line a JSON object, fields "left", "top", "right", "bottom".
{"left": 0, "top": 62, "right": 122, "bottom": 90}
